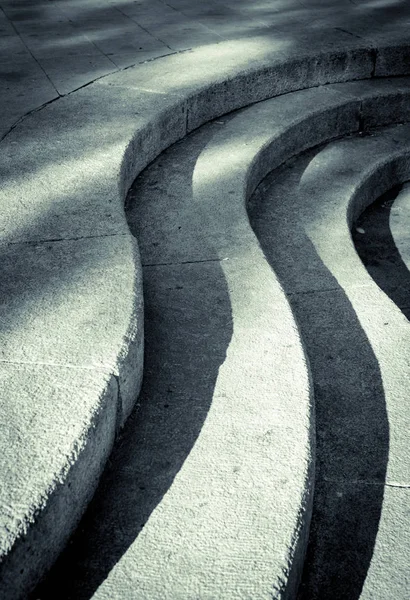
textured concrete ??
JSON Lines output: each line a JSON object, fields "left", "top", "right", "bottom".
{"left": 40, "top": 115, "right": 314, "bottom": 600}
{"left": 0, "top": 364, "right": 118, "bottom": 600}
{"left": 249, "top": 127, "right": 410, "bottom": 599}
{"left": 2, "top": 1, "right": 410, "bottom": 598}
{"left": 34, "top": 82, "right": 410, "bottom": 600}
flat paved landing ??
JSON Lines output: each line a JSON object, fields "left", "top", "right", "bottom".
{"left": 1, "top": 0, "right": 410, "bottom": 138}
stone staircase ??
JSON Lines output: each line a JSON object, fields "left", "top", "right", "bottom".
{"left": 1, "top": 4, "right": 410, "bottom": 599}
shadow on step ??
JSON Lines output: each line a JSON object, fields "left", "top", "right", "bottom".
{"left": 33, "top": 127, "right": 233, "bottom": 600}
{"left": 353, "top": 184, "right": 410, "bottom": 322}
{"left": 248, "top": 155, "right": 389, "bottom": 600}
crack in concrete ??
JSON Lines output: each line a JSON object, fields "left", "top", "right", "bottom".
{"left": 0, "top": 48, "right": 190, "bottom": 144}
{"left": 0, "top": 6, "right": 62, "bottom": 98}
{"left": 334, "top": 27, "right": 364, "bottom": 41}
{"left": 0, "top": 95, "right": 60, "bottom": 143}
{"left": 0, "top": 358, "right": 113, "bottom": 371}
{"left": 0, "top": 69, "right": 121, "bottom": 143}
{"left": 1, "top": 232, "right": 129, "bottom": 247}
{"left": 0, "top": 32, "right": 396, "bottom": 147}
{"left": 287, "top": 287, "right": 340, "bottom": 297}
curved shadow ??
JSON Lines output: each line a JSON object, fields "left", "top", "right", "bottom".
{"left": 1, "top": 1, "right": 409, "bottom": 597}
{"left": 248, "top": 151, "right": 389, "bottom": 600}
{"left": 353, "top": 183, "right": 410, "bottom": 320}
{"left": 32, "top": 124, "right": 233, "bottom": 599}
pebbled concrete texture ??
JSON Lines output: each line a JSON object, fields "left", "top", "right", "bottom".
{"left": 0, "top": 364, "right": 118, "bottom": 600}
{"left": 0, "top": 235, "right": 143, "bottom": 419}
{"left": 2, "top": 1, "right": 410, "bottom": 598}
{"left": 298, "top": 480, "right": 410, "bottom": 600}
{"left": 35, "top": 94, "right": 315, "bottom": 600}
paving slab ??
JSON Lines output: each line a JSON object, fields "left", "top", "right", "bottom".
{"left": 0, "top": 56, "right": 59, "bottom": 139}
{"left": 36, "top": 54, "right": 116, "bottom": 96}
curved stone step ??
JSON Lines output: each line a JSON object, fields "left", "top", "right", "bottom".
{"left": 32, "top": 80, "right": 410, "bottom": 599}
{"left": 2, "top": 25, "right": 410, "bottom": 596}
{"left": 249, "top": 126, "right": 410, "bottom": 599}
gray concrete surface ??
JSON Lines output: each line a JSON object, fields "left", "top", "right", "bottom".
{"left": 2, "top": 1, "right": 410, "bottom": 598}
{"left": 37, "top": 104, "right": 314, "bottom": 600}
{"left": 249, "top": 128, "right": 410, "bottom": 599}
{"left": 1, "top": 0, "right": 410, "bottom": 140}
{"left": 32, "top": 81, "right": 410, "bottom": 600}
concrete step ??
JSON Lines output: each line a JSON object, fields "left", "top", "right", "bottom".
{"left": 249, "top": 128, "right": 410, "bottom": 600}
{"left": 32, "top": 79, "right": 410, "bottom": 599}
{"left": 2, "top": 14, "right": 410, "bottom": 596}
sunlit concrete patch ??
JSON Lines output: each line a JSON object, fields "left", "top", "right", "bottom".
{"left": 359, "top": 485, "right": 410, "bottom": 599}
{"left": 0, "top": 363, "right": 118, "bottom": 599}
{"left": 93, "top": 125, "right": 314, "bottom": 600}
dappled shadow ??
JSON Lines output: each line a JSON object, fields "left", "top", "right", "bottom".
{"left": 353, "top": 184, "right": 410, "bottom": 321}
{"left": 1, "top": 0, "right": 410, "bottom": 136}
{"left": 32, "top": 120, "right": 233, "bottom": 600}
{"left": 248, "top": 150, "right": 389, "bottom": 599}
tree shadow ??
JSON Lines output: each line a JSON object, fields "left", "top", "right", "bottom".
{"left": 32, "top": 121, "right": 233, "bottom": 600}
{"left": 1, "top": 0, "right": 409, "bottom": 122}
{"left": 248, "top": 151, "right": 389, "bottom": 600}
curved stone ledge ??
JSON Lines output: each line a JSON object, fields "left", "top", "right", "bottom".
{"left": 247, "top": 126, "right": 410, "bottom": 598}
{"left": 113, "top": 80, "right": 410, "bottom": 600}
{"left": 1, "top": 36, "right": 410, "bottom": 599}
